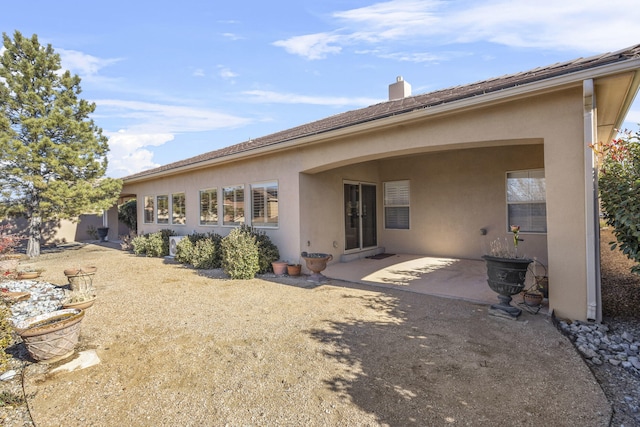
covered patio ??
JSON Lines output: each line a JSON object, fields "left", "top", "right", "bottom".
{"left": 323, "top": 254, "right": 549, "bottom": 314}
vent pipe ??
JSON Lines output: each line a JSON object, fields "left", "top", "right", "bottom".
{"left": 389, "top": 76, "right": 411, "bottom": 100}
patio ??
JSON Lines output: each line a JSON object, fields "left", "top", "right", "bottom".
{"left": 324, "top": 254, "right": 549, "bottom": 313}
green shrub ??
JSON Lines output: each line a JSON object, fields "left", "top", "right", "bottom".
{"left": 176, "top": 233, "right": 222, "bottom": 269}
{"left": 192, "top": 239, "right": 219, "bottom": 269}
{"left": 118, "top": 199, "right": 137, "bottom": 231}
{"left": 131, "top": 229, "right": 175, "bottom": 257}
{"left": 597, "top": 128, "right": 640, "bottom": 274}
{"left": 0, "top": 303, "right": 13, "bottom": 372}
{"left": 238, "top": 225, "right": 280, "bottom": 273}
{"left": 131, "top": 235, "right": 148, "bottom": 255}
{"left": 175, "top": 237, "right": 195, "bottom": 264}
{"left": 144, "top": 232, "right": 165, "bottom": 257}
{"left": 221, "top": 228, "right": 259, "bottom": 279}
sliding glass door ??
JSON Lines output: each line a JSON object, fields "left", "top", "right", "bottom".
{"left": 344, "top": 182, "right": 377, "bottom": 251}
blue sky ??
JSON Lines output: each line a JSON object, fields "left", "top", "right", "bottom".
{"left": 2, "top": 0, "right": 639, "bottom": 178}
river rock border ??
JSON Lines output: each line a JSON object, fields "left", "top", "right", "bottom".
{"left": 558, "top": 319, "right": 640, "bottom": 373}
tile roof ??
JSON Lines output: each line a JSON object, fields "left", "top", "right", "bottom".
{"left": 123, "top": 44, "right": 640, "bottom": 181}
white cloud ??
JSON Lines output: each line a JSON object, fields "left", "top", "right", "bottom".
{"left": 273, "top": 0, "right": 640, "bottom": 60}
{"left": 242, "top": 90, "right": 381, "bottom": 107}
{"left": 218, "top": 66, "right": 238, "bottom": 79}
{"left": 58, "top": 48, "right": 121, "bottom": 79}
{"left": 96, "top": 100, "right": 252, "bottom": 176}
{"left": 95, "top": 99, "right": 252, "bottom": 133}
{"left": 193, "top": 68, "right": 205, "bottom": 77}
{"left": 222, "top": 32, "right": 243, "bottom": 41}
{"left": 105, "top": 130, "right": 170, "bottom": 176}
{"left": 273, "top": 33, "right": 343, "bottom": 60}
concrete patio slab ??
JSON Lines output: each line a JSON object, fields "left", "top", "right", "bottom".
{"left": 324, "top": 254, "right": 547, "bottom": 313}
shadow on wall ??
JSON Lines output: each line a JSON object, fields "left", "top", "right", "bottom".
{"left": 0, "top": 214, "right": 128, "bottom": 246}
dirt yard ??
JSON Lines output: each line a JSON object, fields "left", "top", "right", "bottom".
{"left": 2, "top": 243, "right": 611, "bottom": 426}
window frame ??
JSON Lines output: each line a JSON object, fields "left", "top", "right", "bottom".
{"left": 251, "top": 181, "right": 279, "bottom": 228}
{"left": 199, "top": 188, "right": 218, "bottom": 226}
{"left": 156, "top": 195, "right": 169, "bottom": 224}
{"left": 383, "top": 180, "right": 410, "bottom": 230}
{"left": 143, "top": 195, "right": 155, "bottom": 224}
{"left": 171, "top": 192, "right": 186, "bottom": 225}
{"left": 223, "top": 185, "right": 245, "bottom": 226}
{"left": 506, "top": 169, "right": 547, "bottom": 233}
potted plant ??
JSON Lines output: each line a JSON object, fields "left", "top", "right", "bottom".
{"left": 62, "top": 290, "right": 97, "bottom": 310}
{"left": 522, "top": 282, "right": 544, "bottom": 307}
{"left": 16, "top": 267, "right": 44, "bottom": 280}
{"left": 300, "top": 252, "right": 333, "bottom": 283}
{"left": 287, "top": 263, "right": 302, "bottom": 276}
{"left": 482, "top": 225, "right": 533, "bottom": 318}
{"left": 15, "top": 308, "right": 85, "bottom": 362}
{"left": 97, "top": 227, "right": 109, "bottom": 242}
{"left": 271, "top": 260, "right": 287, "bottom": 275}
{"left": 64, "top": 266, "right": 97, "bottom": 291}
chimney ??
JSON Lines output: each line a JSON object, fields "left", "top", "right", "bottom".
{"left": 389, "top": 76, "right": 411, "bottom": 100}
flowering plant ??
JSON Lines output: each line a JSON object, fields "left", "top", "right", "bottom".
{"left": 487, "top": 225, "right": 525, "bottom": 258}
{"left": 0, "top": 225, "right": 24, "bottom": 256}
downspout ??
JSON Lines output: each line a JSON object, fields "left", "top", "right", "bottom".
{"left": 583, "top": 79, "right": 601, "bottom": 322}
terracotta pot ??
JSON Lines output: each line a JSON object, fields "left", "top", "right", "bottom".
{"left": 62, "top": 296, "right": 96, "bottom": 310}
{"left": 0, "top": 291, "right": 31, "bottom": 303}
{"left": 0, "top": 256, "right": 20, "bottom": 272}
{"left": 523, "top": 291, "right": 544, "bottom": 307}
{"left": 301, "top": 252, "right": 333, "bottom": 283}
{"left": 272, "top": 261, "right": 287, "bottom": 275}
{"left": 16, "top": 309, "right": 85, "bottom": 362}
{"left": 64, "top": 266, "right": 97, "bottom": 276}
{"left": 287, "top": 264, "right": 301, "bottom": 276}
{"left": 17, "top": 271, "right": 40, "bottom": 280}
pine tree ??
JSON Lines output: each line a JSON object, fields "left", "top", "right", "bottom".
{"left": 0, "top": 31, "right": 122, "bottom": 257}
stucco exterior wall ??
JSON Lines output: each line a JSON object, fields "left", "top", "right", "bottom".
{"left": 378, "top": 145, "right": 547, "bottom": 262}
{"left": 126, "top": 151, "right": 303, "bottom": 262}
{"left": 122, "top": 86, "right": 591, "bottom": 320}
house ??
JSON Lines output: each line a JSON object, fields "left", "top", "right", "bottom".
{"left": 119, "top": 45, "right": 640, "bottom": 322}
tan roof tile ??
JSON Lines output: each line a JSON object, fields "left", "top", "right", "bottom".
{"left": 124, "top": 44, "right": 640, "bottom": 181}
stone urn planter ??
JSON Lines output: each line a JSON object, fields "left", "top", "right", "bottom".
{"left": 482, "top": 255, "right": 532, "bottom": 318}
{"left": 301, "top": 252, "right": 333, "bottom": 283}
{"left": 15, "top": 309, "right": 85, "bottom": 362}
{"left": 97, "top": 227, "right": 109, "bottom": 242}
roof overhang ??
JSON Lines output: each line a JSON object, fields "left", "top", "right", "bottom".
{"left": 123, "top": 57, "right": 640, "bottom": 185}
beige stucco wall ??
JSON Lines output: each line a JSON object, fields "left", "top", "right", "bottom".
{"left": 122, "top": 86, "right": 592, "bottom": 320}
{"left": 125, "top": 151, "right": 303, "bottom": 263}
{"left": 2, "top": 211, "right": 118, "bottom": 245}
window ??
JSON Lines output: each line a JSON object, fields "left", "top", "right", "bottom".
{"left": 157, "top": 195, "right": 169, "bottom": 224}
{"left": 384, "top": 180, "right": 410, "bottom": 229}
{"left": 251, "top": 182, "right": 278, "bottom": 227}
{"left": 507, "top": 170, "right": 546, "bottom": 233}
{"left": 172, "top": 192, "right": 186, "bottom": 225}
{"left": 200, "top": 188, "right": 218, "bottom": 226}
{"left": 143, "top": 196, "right": 154, "bottom": 224}
{"left": 223, "top": 185, "right": 244, "bottom": 226}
